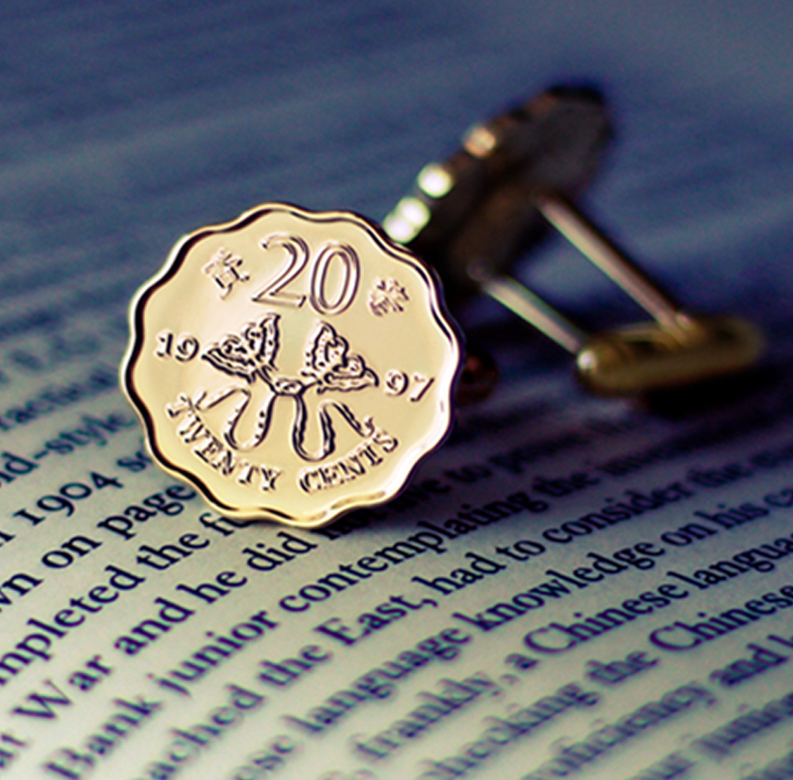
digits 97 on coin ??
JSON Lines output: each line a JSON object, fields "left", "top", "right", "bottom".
{"left": 122, "top": 204, "right": 461, "bottom": 528}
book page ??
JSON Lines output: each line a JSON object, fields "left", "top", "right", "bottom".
{"left": 3, "top": 292, "right": 793, "bottom": 779}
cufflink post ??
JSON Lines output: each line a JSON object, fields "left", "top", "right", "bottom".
{"left": 534, "top": 193, "right": 688, "bottom": 336}
{"left": 480, "top": 273, "right": 587, "bottom": 354}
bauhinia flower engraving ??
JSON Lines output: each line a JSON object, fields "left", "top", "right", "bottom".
{"left": 199, "top": 314, "right": 378, "bottom": 460}
{"left": 201, "top": 313, "right": 281, "bottom": 384}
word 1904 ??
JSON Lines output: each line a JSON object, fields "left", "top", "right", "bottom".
{"left": 13, "top": 472, "right": 123, "bottom": 526}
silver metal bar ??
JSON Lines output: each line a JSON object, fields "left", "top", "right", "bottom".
{"left": 482, "top": 275, "right": 587, "bottom": 354}
{"left": 536, "top": 194, "right": 688, "bottom": 335}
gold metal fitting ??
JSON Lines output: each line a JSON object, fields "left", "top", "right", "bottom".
{"left": 383, "top": 85, "right": 763, "bottom": 396}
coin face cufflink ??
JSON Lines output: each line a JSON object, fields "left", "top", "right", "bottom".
{"left": 122, "top": 85, "right": 764, "bottom": 527}
{"left": 122, "top": 204, "right": 460, "bottom": 528}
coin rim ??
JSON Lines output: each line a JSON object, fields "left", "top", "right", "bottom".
{"left": 121, "top": 202, "right": 461, "bottom": 527}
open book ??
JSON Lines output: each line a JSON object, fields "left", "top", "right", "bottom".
{"left": 3, "top": 3, "right": 793, "bottom": 778}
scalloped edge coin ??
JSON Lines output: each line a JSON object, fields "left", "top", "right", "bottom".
{"left": 121, "top": 203, "right": 461, "bottom": 527}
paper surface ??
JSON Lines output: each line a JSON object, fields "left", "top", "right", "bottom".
{"left": 2, "top": 1, "right": 793, "bottom": 778}
{"left": 4, "top": 333, "right": 793, "bottom": 780}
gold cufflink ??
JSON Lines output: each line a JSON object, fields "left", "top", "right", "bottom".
{"left": 122, "top": 85, "right": 762, "bottom": 527}
{"left": 122, "top": 204, "right": 460, "bottom": 528}
{"left": 383, "top": 85, "right": 763, "bottom": 397}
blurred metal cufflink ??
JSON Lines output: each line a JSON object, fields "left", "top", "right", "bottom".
{"left": 383, "top": 85, "right": 763, "bottom": 398}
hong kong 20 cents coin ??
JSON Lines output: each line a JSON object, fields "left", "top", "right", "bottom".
{"left": 122, "top": 204, "right": 461, "bottom": 527}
